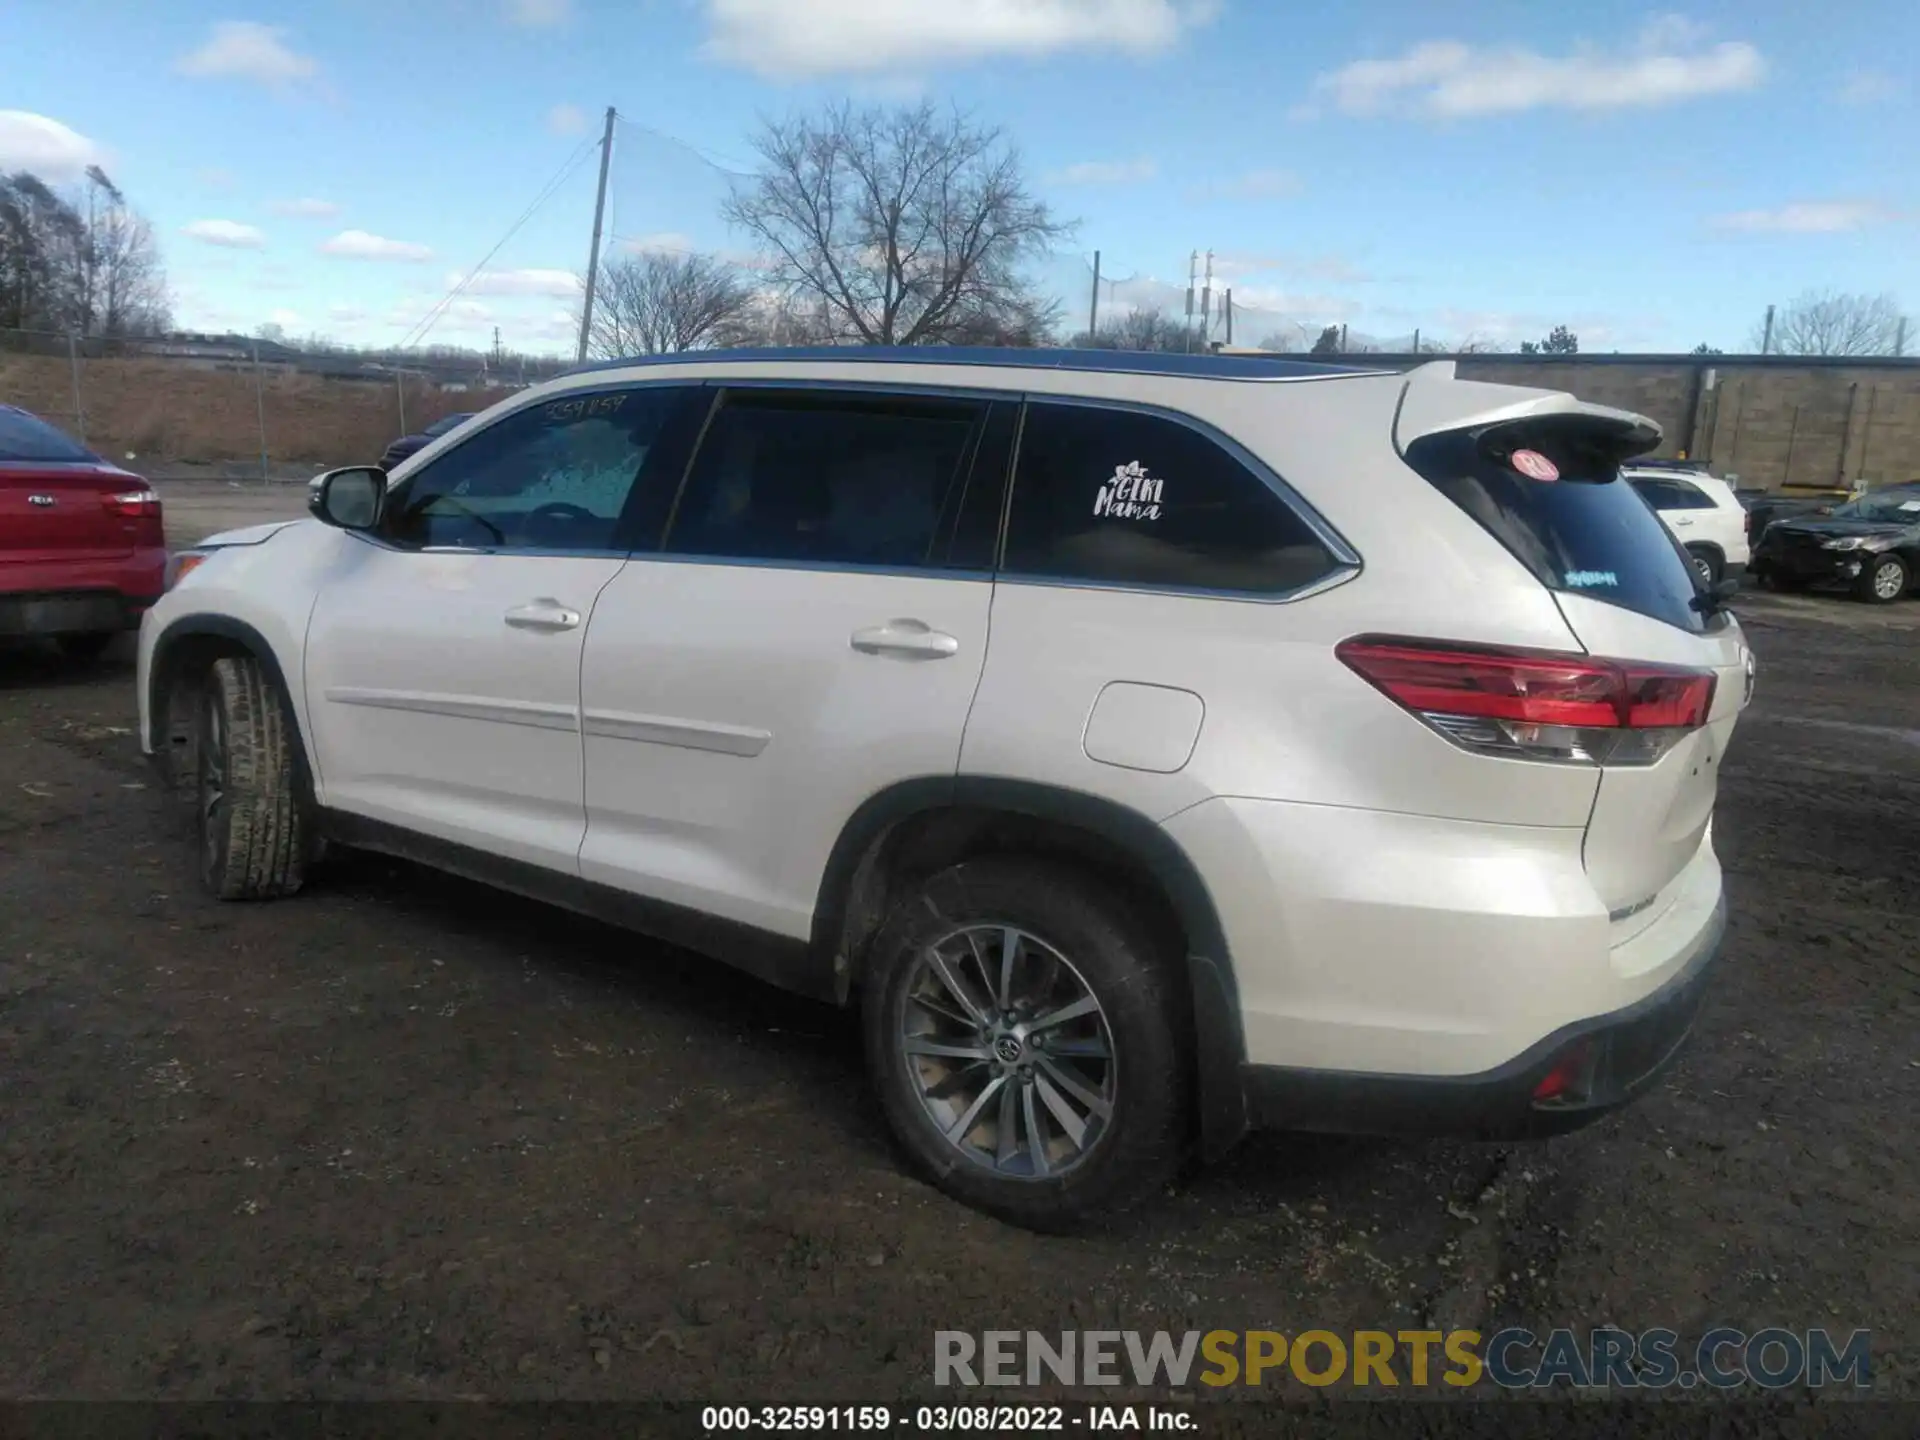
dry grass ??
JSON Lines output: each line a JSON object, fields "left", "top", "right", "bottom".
{"left": 0, "top": 355, "right": 516, "bottom": 467}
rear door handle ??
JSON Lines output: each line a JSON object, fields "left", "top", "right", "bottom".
{"left": 504, "top": 599, "right": 582, "bottom": 631}
{"left": 851, "top": 619, "right": 960, "bottom": 659}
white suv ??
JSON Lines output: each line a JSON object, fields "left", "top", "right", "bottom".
{"left": 1626, "top": 465, "right": 1751, "bottom": 586}
{"left": 137, "top": 350, "right": 1752, "bottom": 1230}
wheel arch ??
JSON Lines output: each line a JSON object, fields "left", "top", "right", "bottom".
{"left": 146, "top": 613, "right": 315, "bottom": 801}
{"left": 811, "top": 776, "right": 1250, "bottom": 1158}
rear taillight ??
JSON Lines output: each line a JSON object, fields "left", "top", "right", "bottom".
{"left": 1336, "top": 637, "right": 1716, "bottom": 767}
{"left": 104, "top": 488, "right": 160, "bottom": 518}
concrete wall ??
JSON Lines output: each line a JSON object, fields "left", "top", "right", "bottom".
{"left": 1387, "top": 354, "right": 1920, "bottom": 492}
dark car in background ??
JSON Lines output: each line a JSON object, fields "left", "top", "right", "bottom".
{"left": 1751, "top": 484, "right": 1920, "bottom": 603}
{"left": 378, "top": 411, "right": 474, "bottom": 471}
{"left": 0, "top": 404, "right": 166, "bottom": 657}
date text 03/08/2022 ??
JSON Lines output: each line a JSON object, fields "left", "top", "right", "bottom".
{"left": 700, "top": 1405, "right": 1191, "bottom": 1433}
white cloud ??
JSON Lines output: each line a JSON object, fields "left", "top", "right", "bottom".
{"left": 322, "top": 229, "right": 434, "bottom": 261}
{"left": 701, "top": 0, "right": 1218, "bottom": 78}
{"left": 1305, "top": 19, "right": 1764, "bottom": 118}
{"left": 1711, "top": 200, "right": 1899, "bottom": 234}
{"left": 546, "top": 102, "right": 587, "bottom": 135}
{"left": 458, "top": 267, "right": 583, "bottom": 297}
{"left": 1190, "top": 168, "right": 1299, "bottom": 201}
{"left": 176, "top": 22, "right": 319, "bottom": 89}
{"left": 271, "top": 197, "right": 339, "bottom": 218}
{"left": 328, "top": 303, "right": 368, "bottom": 323}
{"left": 1049, "top": 156, "right": 1158, "bottom": 186}
{"left": 182, "top": 218, "right": 268, "bottom": 248}
{"left": 0, "top": 111, "right": 107, "bottom": 181}
{"left": 506, "top": 0, "right": 571, "bottom": 24}
{"left": 267, "top": 307, "right": 302, "bottom": 329}
{"left": 1840, "top": 70, "right": 1899, "bottom": 106}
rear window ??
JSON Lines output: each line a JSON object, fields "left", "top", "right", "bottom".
{"left": 1406, "top": 425, "right": 1708, "bottom": 634}
{"left": 0, "top": 407, "right": 95, "bottom": 463}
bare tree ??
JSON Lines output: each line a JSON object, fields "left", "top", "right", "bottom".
{"left": 1073, "top": 308, "right": 1191, "bottom": 352}
{"left": 1752, "top": 290, "right": 1908, "bottom": 356}
{"left": 586, "top": 251, "right": 755, "bottom": 358}
{"left": 81, "top": 167, "right": 170, "bottom": 337}
{"left": 723, "top": 101, "right": 1070, "bottom": 347}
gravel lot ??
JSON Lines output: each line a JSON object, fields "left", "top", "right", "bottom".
{"left": 2, "top": 487, "right": 1916, "bottom": 1403}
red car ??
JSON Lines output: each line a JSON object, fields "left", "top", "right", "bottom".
{"left": 0, "top": 404, "right": 166, "bottom": 658}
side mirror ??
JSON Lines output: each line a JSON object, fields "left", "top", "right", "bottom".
{"left": 309, "top": 466, "right": 386, "bottom": 530}
{"left": 1712, "top": 577, "right": 1740, "bottom": 602}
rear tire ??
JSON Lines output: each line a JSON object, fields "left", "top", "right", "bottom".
{"left": 196, "top": 655, "right": 308, "bottom": 900}
{"left": 861, "top": 858, "right": 1189, "bottom": 1232}
{"left": 1856, "top": 554, "right": 1909, "bottom": 605}
{"left": 1686, "top": 546, "right": 1722, "bottom": 586}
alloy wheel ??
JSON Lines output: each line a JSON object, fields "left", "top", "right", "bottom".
{"left": 1873, "top": 561, "right": 1903, "bottom": 600}
{"left": 895, "top": 925, "right": 1117, "bottom": 1180}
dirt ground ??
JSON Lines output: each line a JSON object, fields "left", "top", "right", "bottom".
{"left": 2, "top": 492, "right": 1917, "bottom": 1406}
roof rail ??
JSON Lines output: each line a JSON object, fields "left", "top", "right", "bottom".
{"left": 559, "top": 344, "right": 1392, "bottom": 383}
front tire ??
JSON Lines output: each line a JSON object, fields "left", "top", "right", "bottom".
{"left": 1686, "top": 546, "right": 1722, "bottom": 586}
{"left": 861, "top": 858, "right": 1189, "bottom": 1232}
{"left": 196, "top": 655, "right": 308, "bottom": 900}
{"left": 1857, "top": 554, "right": 1909, "bottom": 605}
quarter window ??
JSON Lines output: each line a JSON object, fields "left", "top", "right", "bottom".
{"left": 385, "top": 386, "right": 684, "bottom": 551}
{"left": 664, "top": 390, "right": 987, "bottom": 569}
{"left": 1002, "top": 401, "right": 1340, "bottom": 594}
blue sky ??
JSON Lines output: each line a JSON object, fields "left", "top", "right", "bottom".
{"left": 2, "top": 0, "right": 1912, "bottom": 355}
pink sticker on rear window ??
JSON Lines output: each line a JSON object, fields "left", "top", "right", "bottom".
{"left": 1511, "top": 449, "right": 1559, "bottom": 481}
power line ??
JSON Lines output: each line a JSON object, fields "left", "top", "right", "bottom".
{"left": 612, "top": 113, "right": 753, "bottom": 178}
{"left": 396, "top": 134, "right": 599, "bottom": 351}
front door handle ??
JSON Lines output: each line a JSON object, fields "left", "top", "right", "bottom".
{"left": 1670, "top": 516, "right": 1694, "bottom": 526}
{"left": 504, "top": 599, "right": 582, "bottom": 631}
{"left": 851, "top": 619, "right": 960, "bottom": 659}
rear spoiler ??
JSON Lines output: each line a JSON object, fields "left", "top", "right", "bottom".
{"left": 1391, "top": 359, "right": 1662, "bottom": 460}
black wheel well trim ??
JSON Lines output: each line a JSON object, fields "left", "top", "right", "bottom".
{"left": 1683, "top": 540, "right": 1724, "bottom": 557}
{"left": 809, "top": 775, "right": 1250, "bottom": 1155}
{"left": 146, "top": 613, "right": 316, "bottom": 797}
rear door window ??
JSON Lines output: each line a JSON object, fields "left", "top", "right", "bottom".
{"left": 664, "top": 389, "right": 989, "bottom": 570}
{"left": 1407, "top": 427, "right": 1708, "bottom": 633}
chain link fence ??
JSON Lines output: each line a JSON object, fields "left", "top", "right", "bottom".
{"left": 0, "top": 329, "right": 573, "bottom": 481}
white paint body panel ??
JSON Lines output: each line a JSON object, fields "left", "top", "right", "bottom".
{"left": 303, "top": 540, "right": 626, "bottom": 872}
{"left": 134, "top": 352, "right": 1751, "bottom": 1094}
{"left": 577, "top": 560, "right": 992, "bottom": 939}
{"left": 1634, "top": 471, "right": 1752, "bottom": 569}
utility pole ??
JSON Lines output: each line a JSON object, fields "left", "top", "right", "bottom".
{"left": 1088, "top": 250, "right": 1101, "bottom": 339}
{"left": 1200, "top": 249, "right": 1214, "bottom": 350}
{"left": 1760, "top": 303, "right": 1775, "bottom": 356}
{"left": 575, "top": 105, "right": 617, "bottom": 366}
{"left": 1186, "top": 250, "right": 1199, "bottom": 353}
{"left": 1224, "top": 288, "right": 1232, "bottom": 347}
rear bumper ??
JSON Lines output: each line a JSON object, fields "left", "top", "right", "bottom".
{"left": 1241, "top": 895, "right": 1724, "bottom": 1141}
{"left": 0, "top": 549, "right": 167, "bottom": 636}
{"left": 0, "top": 587, "right": 160, "bottom": 638}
